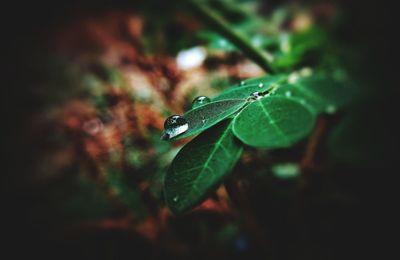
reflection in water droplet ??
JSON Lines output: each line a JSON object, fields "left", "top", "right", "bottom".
{"left": 258, "top": 83, "right": 264, "bottom": 88}
{"left": 192, "top": 96, "right": 210, "bottom": 109}
{"left": 285, "top": 91, "right": 292, "bottom": 97}
{"left": 162, "top": 115, "right": 189, "bottom": 140}
{"left": 326, "top": 105, "right": 336, "bottom": 114}
{"left": 240, "top": 81, "right": 246, "bottom": 86}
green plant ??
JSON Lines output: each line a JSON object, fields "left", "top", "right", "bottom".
{"left": 162, "top": 0, "right": 354, "bottom": 214}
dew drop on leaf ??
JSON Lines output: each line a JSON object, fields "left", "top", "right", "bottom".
{"left": 285, "top": 90, "right": 292, "bottom": 97}
{"left": 240, "top": 81, "right": 246, "bottom": 86}
{"left": 192, "top": 96, "right": 211, "bottom": 109}
{"left": 173, "top": 196, "right": 179, "bottom": 202}
{"left": 162, "top": 115, "right": 189, "bottom": 140}
{"left": 258, "top": 83, "right": 264, "bottom": 88}
{"left": 248, "top": 91, "right": 262, "bottom": 101}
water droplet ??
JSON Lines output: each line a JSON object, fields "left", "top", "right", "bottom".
{"left": 173, "top": 196, "right": 179, "bottom": 202}
{"left": 258, "top": 83, "right": 264, "bottom": 88}
{"left": 285, "top": 91, "right": 292, "bottom": 97}
{"left": 240, "top": 81, "right": 246, "bottom": 86}
{"left": 248, "top": 91, "right": 262, "bottom": 101}
{"left": 192, "top": 96, "right": 210, "bottom": 109}
{"left": 162, "top": 115, "right": 189, "bottom": 140}
{"left": 326, "top": 105, "right": 336, "bottom": 114}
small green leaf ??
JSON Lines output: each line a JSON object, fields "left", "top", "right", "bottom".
{"left": 274, "top": 72, "right": 353, "bottom": 114}
{"left": 164, "top": 120, "right": 243, "bottom": 214}
{"left": 213, "top": 74, "right": 287, "bottom": 101}
{"left": 169, "top": 99, "right": 246, "bottom": 140}
{"left": 232, "top": 96, "right": 315, "bottom": 148}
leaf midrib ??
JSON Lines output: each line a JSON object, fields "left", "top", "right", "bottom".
{"left": 173, "top": 99, "right": 244, "bottom": 140}
{"left": 258, "top": 99, "right": 290, "bottom": 145}
{"left": 213, "top": 75, "right": 288, "bottom": 101}
{"left": 174, "top": 122, "right": 233, "bottom": 210}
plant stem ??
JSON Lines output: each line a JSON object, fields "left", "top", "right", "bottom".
{"left": 185, "top": 0, "right": 276, "bottom": 74}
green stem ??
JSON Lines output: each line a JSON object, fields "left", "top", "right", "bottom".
{"left": 185, "top": 0, "right": 276, "bottom": 74}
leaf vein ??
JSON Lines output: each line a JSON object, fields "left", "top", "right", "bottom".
{"left": 258, "top": 100, "right": 290, "bottom": 145}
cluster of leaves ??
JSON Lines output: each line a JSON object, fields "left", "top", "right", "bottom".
{"left": 159, "top": 0, "right": 356, "bottom": 215}
{"left": 164, "top": 69, "right": 354, "bottom": 214}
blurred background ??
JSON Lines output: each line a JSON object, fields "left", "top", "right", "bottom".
{"left": 3, "top": 0, "right": 396, "bottom": 259}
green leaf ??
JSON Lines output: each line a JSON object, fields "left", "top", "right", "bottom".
{"left": 274, "top": 71, "right": 354, "bottom": 114}
{"left": 213, "top": 74, "right": 287, "bottom": 101}
{"left": 232, "top": 96, "right": 315, "bottom": 148}
{"left": 164, "top": 120, "right": 243, "bottom": 214}
{"left": 170, "top": 99, "right": 246, "bottom": 140}
{"left": 272, "top": 27, "right": 326, "bottom": 69}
